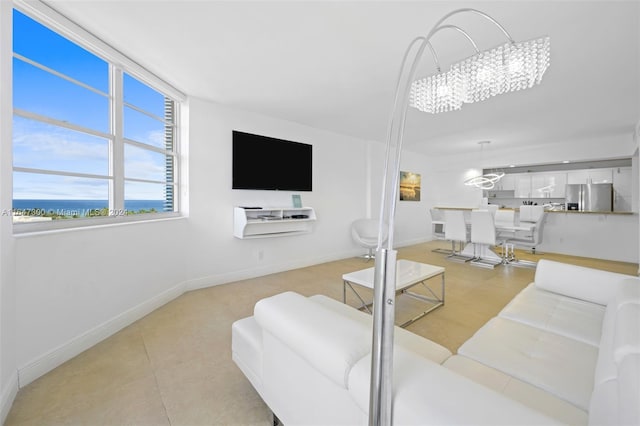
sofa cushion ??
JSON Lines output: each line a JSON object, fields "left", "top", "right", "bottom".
{"left": 254, "top": 291, "right": 371, "bottom": 389}
{"left": 443, "top": 355, "right": 588, "bottom": 425}
{"left": 348, "top": 348, "right": 559, "bottom": 425}
{"left": 499, "top": 283, "right": 605, "bottom": 346}
{"left": 309, "top": 294, "right": 452, "bottom": 364}
{"left": 534, "top": 260, "right": 635, "bottom": 305}
{"left": 458, "top": 317, "right": 598, "bottom": 410}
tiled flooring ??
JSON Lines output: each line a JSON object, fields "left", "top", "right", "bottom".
{"left": 6, "top": 241, "right": 637, "bottom": 425}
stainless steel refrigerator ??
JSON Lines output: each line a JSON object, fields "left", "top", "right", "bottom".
{"left": 565, "top": 183, "right": 613, "bottom": 212}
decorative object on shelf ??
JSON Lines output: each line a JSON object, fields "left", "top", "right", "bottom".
{"left": 291, "top": 194, "right": 302, "bottom": 208}
{"left": 370, "top": 8, "right": 550, "bottom": 425}
{"left": 464, "top": 141, "right": 505, "bottom": 189}
{"left": 399, "top": 171, "right": 421, "bottom": 201}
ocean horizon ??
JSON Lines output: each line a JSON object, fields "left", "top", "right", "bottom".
{"left": 13, "top": 199, "right": 168, "bottom": 217}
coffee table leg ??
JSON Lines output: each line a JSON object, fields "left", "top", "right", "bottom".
{"left": 344, "top": 280, "right": 373, "bottom": 313}
{"left": 400, "top": 272, "right": 445, "bottom": 327}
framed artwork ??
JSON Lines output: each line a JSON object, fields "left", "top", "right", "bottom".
{"left": 399, "top": 171, "right": 421, "bottom": 201}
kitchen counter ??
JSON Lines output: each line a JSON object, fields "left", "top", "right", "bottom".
{"left": 435, "top": 207, "right": 636, "bottom": 215}
{"left": 432, "top": 206, "right": 638, "bottom": 263}
{"left": 547, "top": 210, "right": 635, "bottom": 215}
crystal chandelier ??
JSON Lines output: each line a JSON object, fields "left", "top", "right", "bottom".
{"left": 410, "top": 37, "right": 550, "bottom": 113}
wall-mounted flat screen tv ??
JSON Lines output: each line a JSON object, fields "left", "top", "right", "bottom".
{"left": 232, "top": 130, "right": 313, "bottom": 191}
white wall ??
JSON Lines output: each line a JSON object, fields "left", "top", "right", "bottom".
{"left": 10, "top": 96, "right": 381, "bottom": 389}
{"left": 0, "top": 0, "right": 18, "bottom": 422}
{"left": 366, "top": 141, "right": 440, "bottom": 248}
{"left": 14, "top": 219, "right": 189, "bottom": 385}
{"left": 182, "top": 98, "right": 372, "bottom": 289}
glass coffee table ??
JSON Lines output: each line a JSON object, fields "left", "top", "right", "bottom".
{"left": 342, "top": 259, "right": 445, "bottom": 327}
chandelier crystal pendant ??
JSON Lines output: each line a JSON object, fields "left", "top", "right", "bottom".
{"left": 409, "top": 68, "right": 463, "bottom": 113}
{"left": 410, "top": 36, "right": 550, "bottom": 113}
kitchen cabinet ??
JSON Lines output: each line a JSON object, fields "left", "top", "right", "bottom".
{"left": 567, "top": 169, "right": 613, "bottom": 184}
{"left": 496, "top": 174, "right": 515, "bottom": 191}
{"left": 514, "top": 172, "right": 566, "bottom": 198}
{"left": 514, "top": 174, "right": 532, "bottom": 198}
{"left": 613, "top": 167, "right": 632, "bottom": 212}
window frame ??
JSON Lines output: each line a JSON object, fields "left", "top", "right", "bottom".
{"left": 11, "top": 0, "right": 186, "bottom": 234}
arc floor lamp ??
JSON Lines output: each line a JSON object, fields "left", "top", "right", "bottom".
{"left": 370, "top": 8, "right": 550, "bottom": 425}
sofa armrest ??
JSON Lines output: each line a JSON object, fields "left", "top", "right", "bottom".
{"left": 534, "top": 259, "right": 636, "bottom": 305}
{"left": 254, "top": 291, "right": 370, "bottom": 389}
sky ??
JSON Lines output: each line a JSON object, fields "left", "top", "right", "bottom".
{"left": 12, "top": 9, "right": 171, "bottom": 201}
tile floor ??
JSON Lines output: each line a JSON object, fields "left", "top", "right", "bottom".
{"left": 5, "top": 241, "right": 638, "bottom": 425}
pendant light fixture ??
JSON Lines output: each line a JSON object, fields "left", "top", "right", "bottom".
{"left": 464, "top": 140, "right": 504, "bottom": 189}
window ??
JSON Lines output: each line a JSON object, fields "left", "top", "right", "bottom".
{"left": 11, "top": 7, "right": 182, "bottom": 230}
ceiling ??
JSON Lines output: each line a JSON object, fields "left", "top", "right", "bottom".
{"left": 46, "top": 1, "right": 640, "bottom": 157}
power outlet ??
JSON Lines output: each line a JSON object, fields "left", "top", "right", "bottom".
{"left": 257, "top": 249, "right": 264, "bottom": 261}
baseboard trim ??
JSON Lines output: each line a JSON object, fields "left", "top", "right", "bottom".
{"left": 185, "top": 250, "right": 359, "bottom": 291}
{"left": 17, "top": 281, "right": 186, "bottom": 388}
{"left": 16, "top": 243, "right": 427, "bottom": 387}
{"left": 0, "top": 372, "right": 18, "bottom": 424}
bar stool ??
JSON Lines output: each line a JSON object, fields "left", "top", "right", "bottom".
{"left": 508, "top": 209, "right": 547, "bottom": 265}
{"left": 430, "top": 208, "right": 451, "bottom": 254}
{"left": 494, "top": 210, "right": 516, "bottom": 261}
{"left": 444, "top": 210, "right": 473, "bottom": 262}
{"left": 470, "top": 210, "right": 503, "bottom": 269}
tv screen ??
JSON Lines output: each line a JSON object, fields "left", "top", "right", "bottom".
{"left": 232, "top": 131, "right": 313, "bottom": 191}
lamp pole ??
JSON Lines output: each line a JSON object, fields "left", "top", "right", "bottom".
{"left": 368, "top": 8, "right": 547, "bottom": 425}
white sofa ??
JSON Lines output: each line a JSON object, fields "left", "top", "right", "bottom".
{"left": 232, "top": 259, "right": 640, "bottom": 425}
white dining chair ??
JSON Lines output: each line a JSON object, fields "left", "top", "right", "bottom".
{"left": 444, "top": 210, "right": 473, "bottom": 262}
{"left": 470, "top": 210, "right": 503, "bottom": 268}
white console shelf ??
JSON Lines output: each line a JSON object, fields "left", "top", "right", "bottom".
{"left": 233, "top": 207, "right": 317, "bottom": 239}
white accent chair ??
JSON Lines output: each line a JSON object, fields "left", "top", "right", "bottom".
{"left": 444, "top": 210, "right": 473, "bottom": 262}
{"left": 351, "top": 218, "right": 386, "bottom": 261}
{"left": 470, "top": 210, "right": 503, "bottom": 268}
